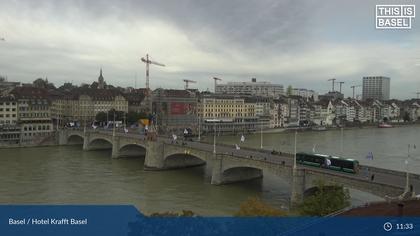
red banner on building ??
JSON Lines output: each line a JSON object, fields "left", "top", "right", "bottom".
{"left": 170, "top": 102, "right": 193, "bottom": 115}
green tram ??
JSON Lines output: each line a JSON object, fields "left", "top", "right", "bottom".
{"left": 296, "top": 152, "right": 359, "bottom": 174}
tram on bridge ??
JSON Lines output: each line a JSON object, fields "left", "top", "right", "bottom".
{"left": 296, "top": 152, "right": 360, "bottom": 174}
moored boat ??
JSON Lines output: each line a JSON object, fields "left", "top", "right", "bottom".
{"left": 311, "top": 126, "right": 327, "bottom": 131}
{"left": 378, "top": 123, "right": 393, "bottom": 128}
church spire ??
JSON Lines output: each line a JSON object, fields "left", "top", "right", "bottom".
{"left": 98, "top": 68, "right": 105, "bottom": 89}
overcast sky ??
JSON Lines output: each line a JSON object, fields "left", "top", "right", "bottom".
{"left": 0, "top": 0, "right": 419, "bottom": 99}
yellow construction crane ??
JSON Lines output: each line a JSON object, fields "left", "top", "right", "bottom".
{"left": 183, "top": 79, "right": 196, "bottom": 90}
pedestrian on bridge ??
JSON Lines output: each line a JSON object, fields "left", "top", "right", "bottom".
{"left": 325, "top": 158, "right": 331, "bottom": 167}
{"left": 363, "top": 167, "right": 370, "bottom": 179}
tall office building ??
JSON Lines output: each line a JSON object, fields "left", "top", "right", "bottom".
{"left": 362, "top": 76, "right": 390, "bottom": 101}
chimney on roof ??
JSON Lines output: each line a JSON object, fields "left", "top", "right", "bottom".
{"left": 252, "top": 78, "right": 256, "bottom": 83}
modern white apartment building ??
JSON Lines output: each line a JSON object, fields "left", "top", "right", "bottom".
{"left": 291, "top": 88, "right": 318, "bottom": 101}
{"left": 215, "top": 78, "right": 284, "bottom": 98}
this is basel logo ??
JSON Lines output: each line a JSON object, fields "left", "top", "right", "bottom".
{"left": 376, "top": 5, "right": 415, "bottom": 29}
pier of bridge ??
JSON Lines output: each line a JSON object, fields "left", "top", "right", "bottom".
{"left": 58, "top": 129, "right": 413, "bottom": 208}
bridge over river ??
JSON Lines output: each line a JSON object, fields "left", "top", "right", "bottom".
{"left": 58, "top": 129, "right": 420, "bottom": 207}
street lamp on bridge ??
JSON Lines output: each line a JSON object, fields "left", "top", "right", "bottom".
{"left": 260, "top": 120, "right": 263, "bottom": 149}
{"left": 294, "top": 129, "right": 298, "bottom": 169}
{"left": 212, "top": 77, "right": 221, "bottom": 154}
{"left": 112, "top": 112, "right": 116, "bottom": 137}
{"left": 405, "top": 144, "right": 417, "bottom": 193}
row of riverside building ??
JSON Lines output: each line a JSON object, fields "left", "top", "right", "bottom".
{"left": 1, "top": 73, "right": 420, "bottom": 145}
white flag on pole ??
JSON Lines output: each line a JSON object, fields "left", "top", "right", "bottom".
{"left": 312, "top": 144, "right": 317, "bottom": 153}
{"left": 366, "top": 152, "right": 374, "bottom": 160}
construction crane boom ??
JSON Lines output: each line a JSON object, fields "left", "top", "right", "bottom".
{"left": 140, "top": 54, "right": 165, "bottom": 112}
{"left": 141, "top": 58, "right": 165, "bottom": 67}
{"left": 183, "top": 79, "right": 196, "bottom": 90}
{"left": 328, "top": 78, "right": 336, "bottom": 92}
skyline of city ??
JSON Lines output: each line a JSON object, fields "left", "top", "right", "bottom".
{"left": 0, "top": 0, "right": 419, "bottom": 99}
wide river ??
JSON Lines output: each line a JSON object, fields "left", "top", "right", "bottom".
{"left": 1, "top": 125, "right": 419, "bottom": 216}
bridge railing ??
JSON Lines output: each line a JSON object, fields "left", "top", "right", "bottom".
{"left": 197, "top": 140, "right": 294, "bottom": 158}
{"left": 362, "top": 165, "right": 420, "bottom": 180}
{"left": 80, "top": 130, "right": 420, "bottom": 178}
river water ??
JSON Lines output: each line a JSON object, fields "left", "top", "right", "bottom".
{"left": 0, "top": 125, "right": 419, "bottom": 216}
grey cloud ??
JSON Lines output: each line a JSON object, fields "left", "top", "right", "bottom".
{"left": 1, "top": 0, "right": 419, "bottom": 99}
{"left": 10, "top": 0, "right": 318, "bottom": 52}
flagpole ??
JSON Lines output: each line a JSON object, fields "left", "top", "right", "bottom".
{"left": 294, "top": 129, "right": 297, "bottom": 169}
{"left": 198, "top": 115, "right": 201, "bottom": 141}
{"left": 260, "top": 121, "right": 263, "bottom": 149}
{"left": 340, "top": 127, "right": 344, "bottom": 156}
{"left": 113, "top": 112, "right": 116, "bottom": 137}
{"left": 124, "top": 112, "right": 126, "bottom": 131}
{"left": 213, "top": 98, "right": 216, "bottom": 154}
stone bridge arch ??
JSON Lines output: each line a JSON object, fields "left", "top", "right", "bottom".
{"left": 219, "top": 166, "right": 263, "bottom": 184}
{"left": 87, "top": 137, "right": 113, "bottom": 150}
{"left": 163, "top": 152, "right": 206, "bottom": 169}
{"left": 211, "top": 155, "right": 293, "bottom": 185}
{"left": 118, "top": 143, "right": 147, "bottom": 158}
{"left": 67, "top": 134, "right": 84, "bottom": 145}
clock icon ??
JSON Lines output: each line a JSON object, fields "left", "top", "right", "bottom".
{"left": 384, "top": 222, "right": 393, "bottom": 232}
